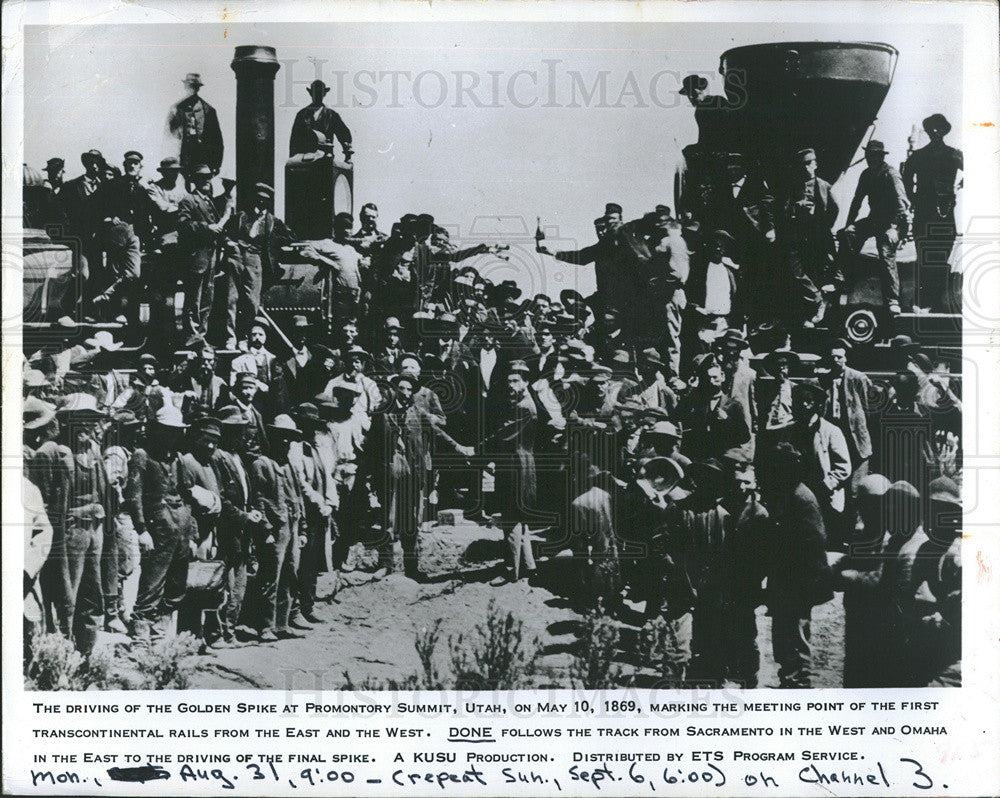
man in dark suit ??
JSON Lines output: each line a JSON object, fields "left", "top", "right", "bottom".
{"left": 62, "top": 149, "right": 108, "bottom": 295}
{"left": 289, "top": 79, "right": 353, "bottom": 161}
{"left": 168, "top": 73, "right": 224, "bottom": 174}
{"left": 902, "top": 114, "right": 963, "bottom": 311}
{"left": 210, "top": 406, "right": 263, "bottom": 645}
{"left": 777, "top": 148, "right": 839, "bottom": 326}
{"left": 675, "top": 354, "right": 751, "bottom": 462}
{"left": 177, "top": 164, "right": 234, "bottom": 343}
{"left": 762, "top": 442, "right": 833, "bottom": 688}
{"left": 709, "top": 154, "right": 775, "bottom": 321}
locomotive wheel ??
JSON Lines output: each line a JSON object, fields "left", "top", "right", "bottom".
{"left": 842, "top": 307, "right": 879, "bottom": 345}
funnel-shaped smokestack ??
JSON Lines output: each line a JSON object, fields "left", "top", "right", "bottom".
{"left": 719, "top": 41, "right": 898, "bottom": 187}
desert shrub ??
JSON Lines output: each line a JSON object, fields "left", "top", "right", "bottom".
{"left": 448, "top": 599, "right": 540, "bottom": 689}
{"left": 25, "top": 633, "right": 88, "bottom": 690}
{"left": 131, "top": 633, "right": 201, "bottom": 690}
{"left": 414, "top": 620, "right": 446, "bottom": 690}
{"left": 569, "top": 602, "right": 623, "bottom": 689}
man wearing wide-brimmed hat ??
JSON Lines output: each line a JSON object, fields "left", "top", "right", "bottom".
{"left": 289, "top": 78, "right": 353, "bottom": 161}
{"left": 125, "top": 402, "right": 199, "bottom": 643}
{"left": 209, "top": 405, "right": 264, "bottom": 645}
{"left": 839, "top": 139, "right": 910, "bottom": 316}
{"left": 325, "top": 345, "right": 382, "bottom": 434}
{"left": 788, "top": 379, "right": 852, "bottom": 539}
{"left": 168, "top": 72, "right": 224, "bottom": 173}
{"left": 902, "top": 113, "right": 963, "bottom": 311}
{"left": 249, "top": 414, "right": 305, "bottom": 642}
{"left": 50, "top": 393, "right": 110, "bottom": 655}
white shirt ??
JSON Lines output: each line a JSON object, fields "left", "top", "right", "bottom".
{"left": 480, "top": 348, "right": 498, "bottom": 389}
{"left": 312, "top": 239, "right": 362, "bottom": 300}
{"left": 704, "top": 259, "right": 733, "bottom": 316}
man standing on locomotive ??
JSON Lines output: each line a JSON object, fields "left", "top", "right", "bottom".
{"left": 837, "top": 140, "right": 910, "bottom": 317}
{"left": 902, "top": 113, "right": 963, "bottom": 312}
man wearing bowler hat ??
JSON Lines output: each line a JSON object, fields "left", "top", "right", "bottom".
{"left": 62, "top": 149, "right": 108, "bottom": 293}
{"left": 290, "top": 79, "right": 353, "bottom": 161}
{"left": 902, "top": 113, "right": 963, "bottom": 311}
{"left": 839, "top": 139, "right": 910, "bottom": 316}
{"left": 168, "top": 73, "right": 224, "bottom": 173}
{"left": 679, "top": 73, "right": 734, "bottom": 154}
{"left": 39, "top": 157, "right": 67, "bottom": 228}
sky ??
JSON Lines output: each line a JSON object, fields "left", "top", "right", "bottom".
{"left": 23, "top": 21, "right": 962, "bottom": 296}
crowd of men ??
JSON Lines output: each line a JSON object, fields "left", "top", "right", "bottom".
{"left": 22, "top": 97, "right": 964, "bottom": 688}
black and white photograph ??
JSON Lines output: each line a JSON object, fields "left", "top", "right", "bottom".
{"left": 6, "top": 3, "right": 1000, "bottom": 795}
{"left": 13, "top": 14, "right": 973, "bottom": 696}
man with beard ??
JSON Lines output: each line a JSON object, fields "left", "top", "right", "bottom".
{"left": 168, "top": 73, "right": 225, "bottom": 173}
{"left": 276, "top": 316, "right": 322, "bottom": 407}
{"left": 762, "top": 442, "right": 833, "bottom": 688}
{"left": 780, "top": 149, "right": 838, "bottom": 324}
{"left": 175, "top": 344, "right": 225, "bottom": 421}
{"left": 374, "top": 317, "right": 405, "bottom": 379}
{"left": 222, "top": 183, "right": 293, "bottom": 347}
{"left": 230, "top": 319, "right": 278, "bottom": 415}
{"left": 538, "top": 214, "right": 642, "bottom": 329}
{"left": 126, "top": 403, "right": 199, "bottom": 644}
{"left": 250, "top": 415, "right": 305, "bottom": 642}
{"left": 92, "top": 151, "right": 151, "bottom": 326}
{"left": 720, "top": 455, "right": 768, "bottom": 687}
{"left": 62, "top": 149, "right": 107, "bottom": 292}
{"left": 351, "top": 202, "right": 387, "bottom": 257}
{"left": 290, "top": 403, "right": 333, "bottom": 626}
{"left": 210, "top": 406, "right": 264, "bottom": 646}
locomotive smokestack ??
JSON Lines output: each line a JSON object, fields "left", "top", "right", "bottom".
{"left": 231, "top": 45, "right": 280, "bottom": 210}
